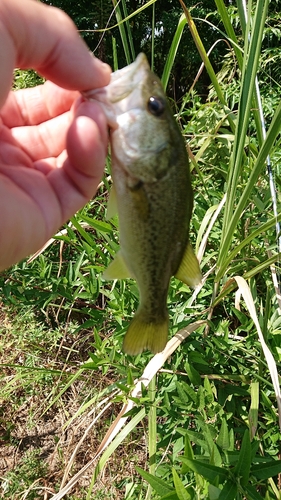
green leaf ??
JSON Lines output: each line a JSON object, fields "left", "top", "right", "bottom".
{"left": 243, "top": 484, "right": 265, "bottom": 500}
{"left": 161, "top": 492, "right": 179, "bottom": 500}
{"left": 251, "top": 460, "right": 281, "bottom": 480}
{"left": 217, "top": 419, "right": 230, "bottom": 451}
{"left": 218, "top": 480, "right": 238, "bottom": 500}
{"left": 181, "top": 459, "right": 229, "bottom": 484}
{"left": 249, "top": 381, "right": 259, "bottom": 440}
{"left": 172, "top": 468, "right": 191, "bottom": 500}
{"left": 184, "top": 361, "right": 202, "bottom": 386}
{"left": 209, "top": 484, "right": 222, "bottom": 500}
{"left": 181, "top": 434, "right": 194, "bottom": 474}
{"left": 203, "top": 376, "right": 215, "bottom": 404}
{"left": 162, "top": 14, "right": 186, "bottom": 91}
{"left": 79, "top": 214, "right": 113, "bottom": 233}
{"left": 70, "top": 216, "right": 94, "bottom": 247}
{"left": 135, "top": 467, "right": 174, "bottom": 496}
{"left": 233, "top": 429, "right": 251, "bottom": 486}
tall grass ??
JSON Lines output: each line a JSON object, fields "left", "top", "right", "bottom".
{"left": 49, "top": 1, "right": 281, "bottom": 498}
{"left": 1, "top": 1, "right": 281, "bottom": 499}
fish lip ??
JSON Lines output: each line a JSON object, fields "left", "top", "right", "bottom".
{"left": 82, "top": 53, "right": 150, "bottom": 105}
{"left": 109, "top": 53, "right": 149, "bottom": 88}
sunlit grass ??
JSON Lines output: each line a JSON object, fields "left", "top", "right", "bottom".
{"left": 0, "top": 0, "right": 281, "bottom": 499}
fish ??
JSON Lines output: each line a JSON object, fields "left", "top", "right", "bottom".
{"left": 83, "top": 53, "right": 201, "bottom": 355}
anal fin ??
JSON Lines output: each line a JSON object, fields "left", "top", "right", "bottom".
{"left": 175, "top": 242, "right": 202, "bottom": 288}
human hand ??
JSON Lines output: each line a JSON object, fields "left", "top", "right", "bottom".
{"left": 0, "top": 0, "right": 111, "bottom": 271}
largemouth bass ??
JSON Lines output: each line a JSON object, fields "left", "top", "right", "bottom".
{"left": 84, "top": 54, "right": 201, "bottom": 355}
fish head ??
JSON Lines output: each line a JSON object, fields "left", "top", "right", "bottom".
{"left": 84, "top": 54, "right": 181, "bottom": 184}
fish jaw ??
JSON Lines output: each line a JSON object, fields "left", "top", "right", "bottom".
{"left": 82, "top": 53, "right": 150, "bottom": 125}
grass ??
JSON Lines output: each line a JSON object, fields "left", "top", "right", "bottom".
{"left": 1, "top": 0, "right": 281, "bottom": 499}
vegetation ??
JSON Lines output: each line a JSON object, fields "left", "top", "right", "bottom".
{"left": 1, "top": 1, "right": 281, "bottom": 499}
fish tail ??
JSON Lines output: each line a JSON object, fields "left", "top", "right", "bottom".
{"left": 122, "top": 309, "right": 169, "bottom": 355}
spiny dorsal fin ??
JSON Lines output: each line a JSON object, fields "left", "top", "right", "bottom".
{"left": 175, "top": 242, "right": 202, "bottom": 288}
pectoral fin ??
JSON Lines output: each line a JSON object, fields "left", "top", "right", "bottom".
{"left": 103, "top": 250, "right": 133, "bottom": 280}
{"left": 175, "top": 242, "right": 202, "bottom": 288}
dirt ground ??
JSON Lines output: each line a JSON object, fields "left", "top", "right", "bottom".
{"left": 0, "top": 306, "right": 147, "bottom": 499}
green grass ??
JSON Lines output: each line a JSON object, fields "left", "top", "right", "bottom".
{"left": 1, "top": 1, "right": 281, "bottom": 499}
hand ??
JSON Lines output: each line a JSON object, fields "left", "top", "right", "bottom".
{"left": 0, "top": 0, "right": 111, "bottom": 271}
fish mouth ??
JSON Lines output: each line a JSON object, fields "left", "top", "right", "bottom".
{"left": 82, "top": 54, "right": 151, "bottom": 128}
{"left": 83, "top": 53, "right": 150, "bottom": 105}
{"left": 108, "top": 53, "right": 150, "bottom": 102}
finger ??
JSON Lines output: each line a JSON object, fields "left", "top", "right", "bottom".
{"left": 44, "top": 112, "right": 108, "bottom": 222}
{"left": 9, "top": 110, "right": 71, "bottom": 161}
{"left": 1, "top": 82, "right": 78, "bottom": 127}
{"left": 0, "top": 111, "right": 108, "bottom": 271}
{"left": 0, "top": 0, "right": 111, "bottom": 108}
{"left": 9, "top": 99, "right": 107, "bottom": 162}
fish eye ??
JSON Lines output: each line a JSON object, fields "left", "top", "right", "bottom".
{"left": 147, "top": 96, "right": 165, "bottom": 116}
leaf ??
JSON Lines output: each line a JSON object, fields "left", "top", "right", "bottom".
{"left": 172, "top": 468, "right": 191, "bottom": 500}
{"left": 135, "top": 467, "right": 174, "bottom": 496}
{"left": 249, "top": 381, "right": 259, "bottom": 440}
{"left": 203, "top": 376, "right": 215, "bottom": 404}
{"left": 233, "top": 429, "right": 251, "bottom": 486}
{"left": 162, "top": 14, "right": 187, "bottom": 91}
{"left": 208, "top": 484, "right": 222, "bottom": 500}
{"left": 243, "top": 484, "right": 265, "bottom": 500}
{"left": 176, "top": 381, "right": 189, "bottom": 404}
{"left": 216, "top": 419, "right": 230, "bottom": 451}
{"left": 79, "top": 214, "right": 113, "bottom": 234}
{"left": 217, "top": 480, "right": 238, "bottom": 500}
{"left": 181, "top": 459, "right": 228, "bottom": 484}
{"left": 233, "top": 276, "right": 281, "bottom": 429}
{"left": 184, "top": 361, "right": 202, "bottom": 386}
{"left": 251, "top": 460, "right": 281, "bottom": 480}
{"left": 161, "top": 492, "right": 179, "bottom": 500}
{"left": 181, "top": 434, "right": 194, "bottom": 474}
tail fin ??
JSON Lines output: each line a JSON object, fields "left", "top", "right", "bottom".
{"left": 123, "top": 310, "right": 169, "bottom": 355}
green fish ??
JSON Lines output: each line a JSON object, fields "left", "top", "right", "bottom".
{"left": 84, "top": 54, "right": 201, "bottom": 355}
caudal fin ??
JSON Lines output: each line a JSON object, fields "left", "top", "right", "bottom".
{"left": 123, "top": 310, "right": 169, "bottom": 355}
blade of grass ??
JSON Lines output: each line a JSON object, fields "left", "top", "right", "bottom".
{"left": 217, "top": 98, "right": 281, "bottom": 280}
{"left": 95, "top": 0, "right": 157, "bottom": 34}
{"left": 121, "top": 0, "right": 135, "bottom": 61}
{"left": 112, "top": 0, "right": 132, "bottom": 64}
{"left": 248, "top": 381, "right": 259, "bottom": 440}
{"left": 161, "top": 13, "right": 186, "bottom": 91}
{"left": 151, "top": 0, "right": 155, "bottom": 71}
{"left": 218, "top": 0, "right": 269, "bottom": 273}
{"left": 50, "top": 321, "right": 205, "bottom": 500}
{"left": 178, "top": 0, "right": 227, "bottom": 111}
{"left": 234, "top": 276, "right": 281, "bottom": 430}
{"left": 88, "top": 408, "right": 146, "bottom": 498}
{"left": 214, "top": 0, "right": 243, "bottom": 67}
{"left": 145, "top": 374, "right": 157, "bottom": 500}
{"left": 217, "top": 213, "right": 281, "bottom": 277}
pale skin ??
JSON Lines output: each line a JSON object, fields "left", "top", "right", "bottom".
{"left": 0, "top": 0, "right": 111, "bottom": 271}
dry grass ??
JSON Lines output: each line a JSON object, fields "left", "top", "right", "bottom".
{"left": 0, "top": 303, "right": 147, "bottom": 499}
